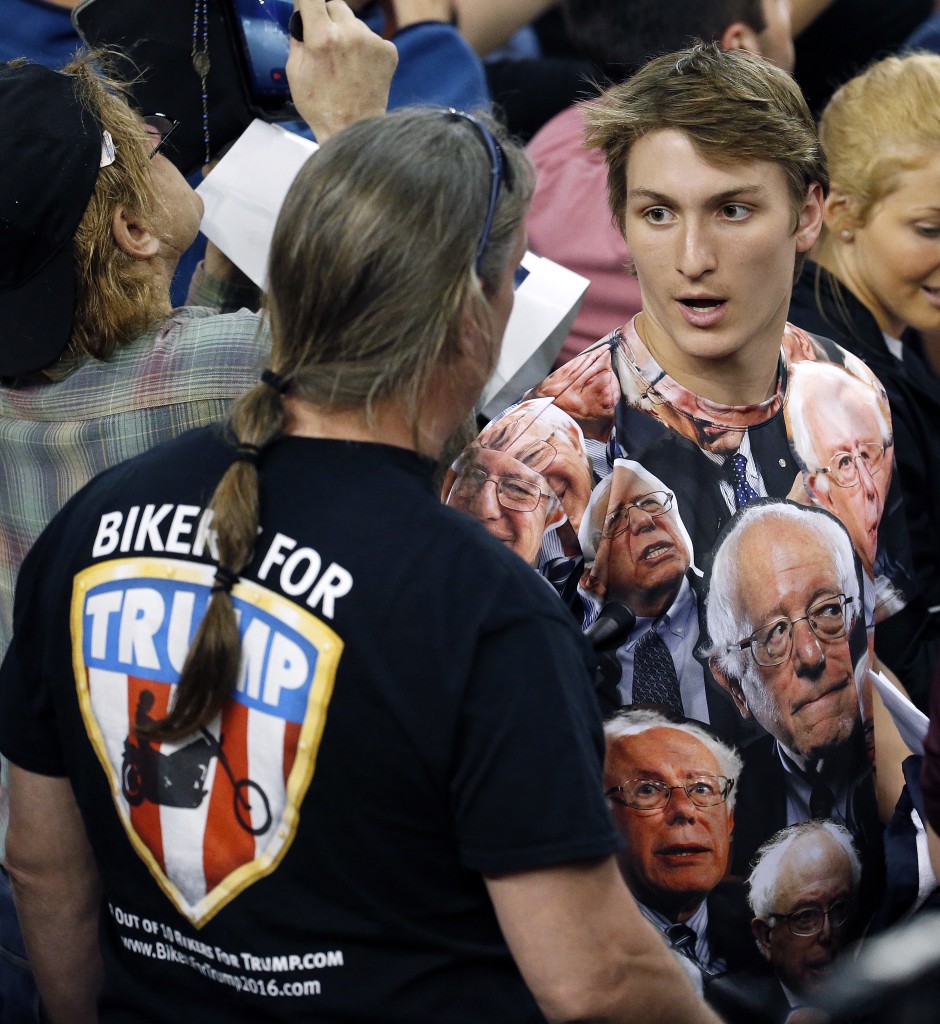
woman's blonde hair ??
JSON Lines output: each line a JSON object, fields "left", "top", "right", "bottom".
{"left": 815, "top": 51, "right": 940, "bottom": 263}
{"left": 142, "top": 108, "right": 534, "bottom": 741}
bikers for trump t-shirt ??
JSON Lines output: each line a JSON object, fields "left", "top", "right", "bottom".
{"left": 0, "top": 426, "right": 620, "bottom": 1023}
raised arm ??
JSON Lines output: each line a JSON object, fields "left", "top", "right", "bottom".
{"left": 486, "top": 856, "right": 723, "bottom": 1024}
{"left": 5, "top": 764, "right": 102, "bottom": 1024}
{"left": 791, "top": 0, "right": 838, "bottom": 36}
{"left": 454, "top": 0, "right": 558, "bottom": 57}
{"left": 286, "top": 0, "right": 399, "bottom": 143}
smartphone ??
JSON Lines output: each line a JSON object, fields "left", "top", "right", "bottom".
{"left": 225, "top": 0, "right": 297, "bottom": 119}
{"left": 226, "top": 0, "right": 394, "bottom": 117}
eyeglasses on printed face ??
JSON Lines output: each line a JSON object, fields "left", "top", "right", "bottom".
{"left": 144, "top": 113, "right": 181, "bottom": 160}
{"left": 770, "top": 897, "right": 853, "bottom": 937}
{"left": 452, "top": 465, "right": 550, "bottom": 513}
{"left": 602, "top": 490, "right": 674, "bottom": 538}
{"left": 605, "top": 774, "right": 734, "bottom": 811}
{"left": 817, "top": 443, "right": 885, "bottom": 488}
{"left": 724, "top": 594, "right": 853, "bottom": 668}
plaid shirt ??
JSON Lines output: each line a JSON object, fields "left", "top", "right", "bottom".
{"left": 0, "top": 265, "right": 270, "bottom": 655}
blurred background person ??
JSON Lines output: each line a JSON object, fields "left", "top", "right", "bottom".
{"left": 791, "top": 0, "right": 931, "bottom": 117}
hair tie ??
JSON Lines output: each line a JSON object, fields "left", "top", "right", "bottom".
{"left": 261, "top": 368, "right": 290, "bottom": 394}
{"left": 232, "top": 441, "right": 261, "bottom": 466}
{"left": 211, "top": 566, "right": 239, "bottom": 595}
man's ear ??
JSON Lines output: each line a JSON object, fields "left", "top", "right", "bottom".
{"left": 111, "top": 205, "right": 160, "bottom": 261}
{"left": 720, "top": 21, "right": 761, "bottom": 55}
{"left": 710, "top": 659, "right": 753, "bottom": 720}
{"left": 795, "top": 182, "right": 825, "bottom": 254}
{"left": 804, "top": 473, "right": 831, "bottom": 511}
{"left": 752, "top": 917, "right": 774, "bottom": 960}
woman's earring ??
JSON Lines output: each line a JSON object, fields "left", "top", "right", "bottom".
{"left": 840, "top": 229, "right": 853, "bottom": 241}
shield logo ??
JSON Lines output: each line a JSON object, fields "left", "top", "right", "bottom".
{"left": 71, "top": 557, "right": 343, "bottom": 927}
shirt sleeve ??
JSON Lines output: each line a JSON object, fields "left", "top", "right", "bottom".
{"left": 0, "top": 519, "right": 69, "bottom": 776}
{"left": 185, "top": 260, "right": 261, "bottom": 314}
{"left": 451, "top": 581, "right": 621, "bottom": 875}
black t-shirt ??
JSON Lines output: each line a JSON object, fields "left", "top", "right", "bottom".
{"left": 0, "top": 427, "right": 619, "bottom": 1023}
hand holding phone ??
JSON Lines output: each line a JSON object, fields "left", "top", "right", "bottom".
{"left": 286, "top": 0, "right": 398, "bottom": 141}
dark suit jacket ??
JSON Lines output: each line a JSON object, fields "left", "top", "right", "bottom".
{"left": 706, "top": 880, "right": 768, "bottom": 975}
{"left": 790, "top": 262, "right": 940, "bottom": 617}
{"left": 591, "top": 572, "right": 747, "bottom": 740}
{"left": 789, "top": 262, "right": 940, "bottom": 705}
{"left": 706, "top": 968, "right": 792, "bottom": 1024}
{"left": 731, "top": 730, "right": 884, "bottom": 917}
{"left": 634, "top": 421, "right": 799, "bottom": 565}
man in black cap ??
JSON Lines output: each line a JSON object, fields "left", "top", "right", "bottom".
{"left": 0, "top": 6, "right": 397, "bottom": 1020}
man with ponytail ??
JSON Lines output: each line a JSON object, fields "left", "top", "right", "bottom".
{"left": 0, "top": 11, "right": 722, "bottom": 1024}
{"left": 0, "top": 2, "right": 397, "bottom": 1019}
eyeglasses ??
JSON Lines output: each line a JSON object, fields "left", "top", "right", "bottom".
{"left": 725, "top": 594, "right": 853, "bottom": 668}
{"left": 818, "top": 443, "right": 885, "bottom": 488}
{"left": 605, "top": 775, "right": 734, "bottom": 811}
{"left": 512, "top": 436, "right": 558, "bottom": 473}
{"left": 602, "top": 490, "right": 674, "bottom": 538}
{"left": 451, "top": 464, "right": 550, "bottom": 513}
{"left": 770, "top": 897, "right": 853, "bottom": 937}
{"left": 144, "top": 113, "right": 181, "bottom": 160}
{"left": 446, "top": 109, "right": 514, "bottom": 275}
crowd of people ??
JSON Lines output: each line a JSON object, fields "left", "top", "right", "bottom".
{"left": 2, "top": 1, "right": 940, "bottom": 1022}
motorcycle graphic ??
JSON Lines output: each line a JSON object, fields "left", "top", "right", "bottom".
{"left": 121, "top": 691, "right": 272, "bottom": 836}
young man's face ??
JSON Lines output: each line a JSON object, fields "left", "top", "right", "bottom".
{"left": 623, "top": 130, "right": 822, "bottom": 399}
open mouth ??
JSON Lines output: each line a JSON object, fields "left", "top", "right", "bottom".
{"left": 677, "top": 297, "right": 727, "bottom": 328}
{"left": 639, "top": 540, "right": 676, "bottom": 562}
{"left": 656, "top": 844, "right": 710, "bottom": 859}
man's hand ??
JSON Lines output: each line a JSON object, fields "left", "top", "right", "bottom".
{"left": 287, "top": 0, "right": 398, "bottom": 143}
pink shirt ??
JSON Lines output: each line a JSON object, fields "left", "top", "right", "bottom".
{"left": 526, "top": 104, "right": 643, "bottom": 366}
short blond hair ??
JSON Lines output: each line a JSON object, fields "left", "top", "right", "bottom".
{"left": 584, "top": 43, "right": 828, "bottom": 237}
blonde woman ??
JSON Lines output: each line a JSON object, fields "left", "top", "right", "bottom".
{"left": 788, "top": 52, "right": 940, "bottom": 659}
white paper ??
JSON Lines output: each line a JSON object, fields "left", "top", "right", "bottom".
{"left": 197, "top": 120, "right": 589, "bottom": 404}
{"left": 197, "top": 119, "right": 318, "bottom": 288}
{"left": 869, "top": 668, "right": 929, "bottom": 755}
{"left": 480, "top": 251, "right": 590, "bottom": 420}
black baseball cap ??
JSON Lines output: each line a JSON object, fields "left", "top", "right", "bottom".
{"left": 0, "top": 61, "right": 104, "bottom": 377}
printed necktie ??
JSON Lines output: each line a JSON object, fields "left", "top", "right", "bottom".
{"left": 632, "top": 628, "right": 683, "bottom": 715}
{"left": 665, "top": 923, "right": 699, "bottom": 962}
{"left": 729, "top": 451, "right": 761, "bottom": 508}
{"left": 807, "top": 765, "right": 835, "bottom": 819}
